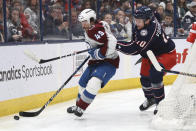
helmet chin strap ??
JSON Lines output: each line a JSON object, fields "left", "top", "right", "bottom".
{"left": 144, "top": 18, "right": 151, "bottom": 28}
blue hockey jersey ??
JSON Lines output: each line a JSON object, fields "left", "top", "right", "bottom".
{"left": 116, "top": 17, "right": 175, "bottom": 58}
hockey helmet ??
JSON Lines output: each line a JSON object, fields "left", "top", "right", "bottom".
{"left": 134, "top": 6, "right": 153, "bottom": 20}
{"left": 78, "top": 9, "right": 96, "bottom": 24}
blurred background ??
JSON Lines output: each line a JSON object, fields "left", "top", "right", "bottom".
{"left": 0, "top": 0, "right": 195, "bottom": 44}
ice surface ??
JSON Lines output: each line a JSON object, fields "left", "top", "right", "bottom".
{"left": 0, "top": 87, "right": 172, "bottom": 131}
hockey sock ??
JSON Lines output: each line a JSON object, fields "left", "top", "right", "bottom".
{"left": 142, "top": 86, "right": 154, "bottom": 99}
{"left": 76, "top": 88, "right": 97, "bottom": 110}
{"left": 76, "top": 77, "right": 101, "bottom": 110}
{"left": 140, "top": 76, "right": 153, "bottom": 99}
{"left": 76, "top": 98, "right": 90, "bottom": 110}
{"left": 151, "top": 82, "right": 165, "bottom": 104}
{"left": 76, "top": 86, "right": 85, "bottom": 102}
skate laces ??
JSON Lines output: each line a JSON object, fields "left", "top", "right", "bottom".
{"left": 143, "top": 99, "right": 149, "bottom": 108}
{"left": 71, "top": 106, "right": 76, "bottom": 111}
{"left": 76, "top": 107, "right": 84, "bottom": 113}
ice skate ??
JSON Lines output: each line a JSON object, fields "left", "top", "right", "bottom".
{"left": 74, "top": 107, "right": 84, "bottom": 117}
{"left": 154, "top": 105, "right": 158, "bottom": 115}
{"left": 67, "top": 106, "right": 77, "bottom": 113}
{"left": 139, "top": 98, "right": 156, "bottom": 111}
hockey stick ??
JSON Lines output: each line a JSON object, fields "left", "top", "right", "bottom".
{"left": 24, "top": 47, "right": 96, "bottom": 64}
{"left": 19, "top": 56, "right": 90, "bottom": 117}
{"left": 147, "top": 50, "right": 196, "bottom": 77}
{"left": 135, "top": 57, "right": 142, "bottom": 65}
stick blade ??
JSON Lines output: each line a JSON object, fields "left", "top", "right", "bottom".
{"left": 24, "top": 50, "right": 40, "bottom": 63}
{"left": 19, "top": 111, "right": 40, "bottom": 117}
{"left": 147, "top": 50, "right": 163, "bottom": 72}
{"left": 39, "top": 59, "right": 46, "bottom": 64}
{"left": 39, "top": 59, "right": 52, "bottom": 64}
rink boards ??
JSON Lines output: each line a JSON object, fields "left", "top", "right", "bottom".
{"left": 0, "top": 39, "right": 192, "bottom": 117}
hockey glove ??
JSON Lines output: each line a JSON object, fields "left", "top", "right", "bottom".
{"left": 88, "top": 48, "right": 105, "bottom": 60}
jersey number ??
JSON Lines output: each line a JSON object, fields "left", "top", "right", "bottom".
{"left": 94, "top": 31, "right": 104, "bottom": 40}
{"left": 162, "top": 33, "right": 169, "bottom": 43}
{"left": 136, "top": 41, "right": 147, "bottom": 48}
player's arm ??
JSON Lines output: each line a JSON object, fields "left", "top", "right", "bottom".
{"left": 116, "top": 20, "right": 157, "bottom": 55}
{"left": 116, "top": 40, "right": 143, "bottom": 55}
{"left": 87, "top": 27, "right": 110, "bottom": 59}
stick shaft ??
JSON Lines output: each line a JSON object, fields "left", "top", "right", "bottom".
{"left": 39, "top": 48, "right": 95, "bottom": 64}
{"left": 134, "top": 57, "right": 142, "bottom": 65}
{"left": 19, "top": 56, "right": 90, "bottom": 117}
{"left": 147, "top": 50, "right": 196, "bottom": 77}
{"left": 162, "top": 69, "right": 196, "bottom": 77}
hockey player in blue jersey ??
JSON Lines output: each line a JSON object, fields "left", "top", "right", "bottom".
{"left": 67, "top": 9, "right": 119, "bottom": 117}
{"left": 116, "top": 6, "right": 177, "bottom": 114}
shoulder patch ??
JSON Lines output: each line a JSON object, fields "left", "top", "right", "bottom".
{"left": 140, "top": 29, "right": 148, "bottom": 36}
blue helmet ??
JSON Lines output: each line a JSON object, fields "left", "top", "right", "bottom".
{"left": 134, "top": 6, "right": 153, "bottom": 20}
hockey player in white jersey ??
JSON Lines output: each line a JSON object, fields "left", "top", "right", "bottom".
{"left": 67, "top": 9, "right": 120, "bottom": 117}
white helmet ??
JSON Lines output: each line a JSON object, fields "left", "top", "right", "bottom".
{"left": 78, "top": 9, "right": 96, "bottom": 24}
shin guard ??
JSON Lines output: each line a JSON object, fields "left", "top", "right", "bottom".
{"left": 76, "top": 77, "right": 101, "bottom": 110}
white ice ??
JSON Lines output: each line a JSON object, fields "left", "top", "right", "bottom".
{"left": 0, "top": 87, "right": 171, "bottom": 131}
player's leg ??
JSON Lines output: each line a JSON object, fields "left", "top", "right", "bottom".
{"left": 149, "top": 64, "right": 165, "bottom": 115}
{"left": 75, "top": 63, "right": 116, "bottom": 117}
{"left": 140, "top": 58, "right": 156, "bottom": 111}
{"left": 67, "top": 85, "right": 85, "bottom": 113}
{"left": 75, "top": 77, "right": 101, "bottom": 117}
{"left": 139, "top": 76, "right": 156, "bottom": 111}
{"left": 67, "top": 65, "right": 93, "bottom": 114}
{"left": 150, "top": 50, "right": 177, "bottom": 114}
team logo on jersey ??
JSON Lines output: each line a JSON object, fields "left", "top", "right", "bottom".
{"left": 140, "top": 29, "right": 148, "bottom": 36}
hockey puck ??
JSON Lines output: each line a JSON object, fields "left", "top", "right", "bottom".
{"left": 14, "top": 115, "right": 20, "bottom": 120}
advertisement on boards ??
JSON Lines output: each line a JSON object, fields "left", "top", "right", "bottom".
{"left": 0, "top": 39, "right": 191, "bottom": 101}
